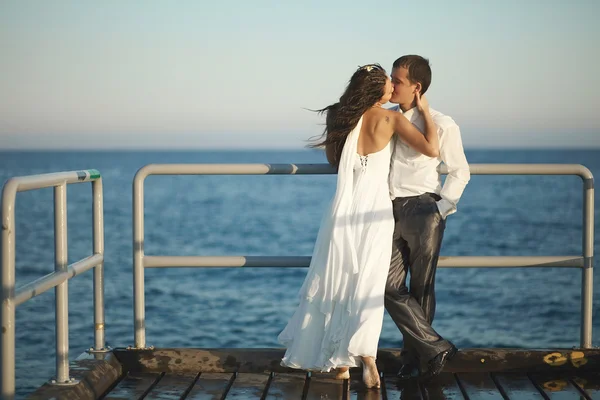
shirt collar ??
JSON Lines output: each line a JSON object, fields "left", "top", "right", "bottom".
{"left": 401, "top": 106, "right": 420, "bottom": 122}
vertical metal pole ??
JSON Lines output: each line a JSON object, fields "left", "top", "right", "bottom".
{"left": 581, "top": 179, "right": 594, "bottom": 348}
{"left": 133, "top": 174, "right": 146, "bottom": 348}
{"left": 1, "top": 183, "right": 17, "bottom": 400}
{"left": 92, "top": 179, "right": 105, "bottom": 351}
{"left": 54, "top": 184, "right": 70, "bottom": 382}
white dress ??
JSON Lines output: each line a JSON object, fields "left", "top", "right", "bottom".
{"left": 278, "top": 116, "right": 394, "bottom": 371}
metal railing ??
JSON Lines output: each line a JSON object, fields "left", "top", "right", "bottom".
{"left": 132, "top": 163, "right": 594, "bottom": 350}
{"left": 1, "top": 170, "right": 107, "bottom": 400}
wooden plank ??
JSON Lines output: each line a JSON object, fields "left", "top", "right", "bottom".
{"left": 103, "top": 372, "right": 161, "bottom": 399}
{"left": 419, "top": 373, "right": 464, "bottom": 400}
{"left": 446, "top": 349, "right": 600, "bottom": 374}
{"left": 348, "top": 371, "right": 382, "bottom": 400}
{"left": 225, "top": 372, "right": 271, "bottom": 398}
{"left": 349, "top": 387, "right": 383, "bottom": 400}
{"left": 572, "top": 374, "right": 600, "bottom": 400}
{"left": 382, "top": 374, "right": 422, "bottom": 400}
{"left": 144, "top": 372, "right": 198, "bottom": 399}
{"left": 455, "top": 373, "right": 503, "bottom": 399}
{"left": 530, "top": 373, "right": 591, "bottom": 399}
{"left": 305, "top": 372, "right": 348, "bottom": 400}
{"left": 27, "top": 352, "right": 122, "bottom": 400}
{"left": 492, "top": 373, "right": 544, "bottom": 399}
{"left": 265, "top": 372, "right": 307, "bottom": 399}
{"left": 112, "top": 348, "right": 600, "bottom": 375}
{"left": 186, "top": 373, "right": 234, "bottom": 400}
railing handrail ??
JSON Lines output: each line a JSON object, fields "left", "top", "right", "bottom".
{"left": 132, "top": 163, "right": 594, "bottom": 351}
{"left": 140, "top": 255, "right": 586, "bottom": 268}
{"left": 1, "top": 169, "right": 106, "bottom": 400}
{"left": 133, "top": 162, "right": 594, "bottom": 179}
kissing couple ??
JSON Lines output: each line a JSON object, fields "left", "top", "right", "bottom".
{"left": 278, "top": 55, "right": 470, "bottom": 388}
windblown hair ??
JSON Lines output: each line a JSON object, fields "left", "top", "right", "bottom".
{"left": 309, "top": 64, "right": 388, "bottom": 167}
{"left": 393, "top": 55, "right": 432, "bottom": 95}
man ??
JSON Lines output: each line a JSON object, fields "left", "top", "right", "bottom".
{"left": 385, "top": 55, "right": 470, "bottom": 380}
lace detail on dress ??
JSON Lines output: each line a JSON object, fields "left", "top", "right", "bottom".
{"left": 359, "top": 154, "right": 368, "bottom": 169}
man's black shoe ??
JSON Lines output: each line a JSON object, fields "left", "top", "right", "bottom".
{"left": 396, "top": 363, "right": 419, "bottom": 380}
{"left": 421, "top": 345, "right": 458, "bottom": 382}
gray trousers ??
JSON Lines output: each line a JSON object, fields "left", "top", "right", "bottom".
{"left": 385, "top": 193, "right": 452, "bottom": 366}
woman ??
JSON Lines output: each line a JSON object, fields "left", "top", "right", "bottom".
{"left": 278, "top": 64, "right": 439, "bottom": 388}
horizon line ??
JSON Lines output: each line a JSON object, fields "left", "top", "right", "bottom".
{"left": 1, "top": 146, "right": 600, "bottom": 152}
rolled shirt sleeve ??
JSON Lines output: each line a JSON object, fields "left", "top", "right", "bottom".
{"left": 436, "top": 121, "right": 470, "bottom": 219}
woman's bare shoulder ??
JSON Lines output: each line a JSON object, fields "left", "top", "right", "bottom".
{"left": 372, "top": 108, "right": 401, "bottom": 126}
{"left": 364, "top": 108, "right": 395, "bottom": 139}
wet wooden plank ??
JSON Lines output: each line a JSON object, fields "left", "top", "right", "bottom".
{"left": 349, "top": 386, "right": 383, "bottom": 400}
{"left": 455, "top": 373, "right": 503, "bottom": 399}
{"left": 348, "top": 371, "right": 382, "bottom": 400}
{"left": 265, "top": 372, "right": 307, "bottom": 399}
{"left": 530, "top": 373, "right": 589, "bottom": 399}
{"left": 27, "top": 352, "right": 123, "bottom": 400}
{"left": 419, "top": 373, "right": 464, "bottom": 399}
{"left": 144, "top": 372, "right": 198, "bottom": 399}
{"left": 443, "top": 349, "right": 600, "bottom": 374}
{"left": 305, "top": 372, "right": 348, "bottom": 400}
{"left": 112, "top": 348, "right": 600, "bottom": 375}
{"left": 186, "top": 372, "right": 234, "bottom": 400}
{"left": 492, "top": 373, "right": 544, "bottom": 399}
{"left": 103, "top": 372, "right": 161, "bottom": 399}
{"left": 225, "top": 372, "right": 271, "bottom": 398}
{"left": 383, "top": 374, "right": 422, "bottom": 400}
{"left": 572, "top": 374, "right": 600, "bottom": 399}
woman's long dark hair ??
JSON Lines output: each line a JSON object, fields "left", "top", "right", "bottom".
{"left": 309, "top": 64, "right": 388, "bottom": 167}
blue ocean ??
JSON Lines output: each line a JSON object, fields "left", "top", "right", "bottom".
{"left": 0, "top": 149, "right": 598, "bottom": 397}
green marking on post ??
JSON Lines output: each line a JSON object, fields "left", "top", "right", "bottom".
{"left": 87, "top": 169, "right": 101, "bottom": 180}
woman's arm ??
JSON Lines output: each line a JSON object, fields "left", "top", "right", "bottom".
{"left": 392, "top": 94, "right": 440, "bottom": 157}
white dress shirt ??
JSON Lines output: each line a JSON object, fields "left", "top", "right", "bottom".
{"left": 389, "top": 105, "right": 470, "bottom": 219}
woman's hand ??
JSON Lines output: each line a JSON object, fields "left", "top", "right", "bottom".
{"left": 415, "top": 92, "right": 429, "bottom": 113}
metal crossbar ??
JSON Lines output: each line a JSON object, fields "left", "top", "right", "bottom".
{"left": 132, "top": 163, "right": 594, "bottom": 351}
{"left": 1, "top": 169, "right": 106, "bottom": 400}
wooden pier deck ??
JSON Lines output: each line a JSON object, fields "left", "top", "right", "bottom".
{"left": 27, "top": 348, "right": 600, "bottom": 399}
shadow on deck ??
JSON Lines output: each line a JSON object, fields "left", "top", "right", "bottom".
{"left": 28, "top": 348, "right": 600, "bottom": 399}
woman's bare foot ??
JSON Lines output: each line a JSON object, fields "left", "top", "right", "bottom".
{"left": 361, "top": 357, "right": 380, "bottom": 389}
{"left": 335, "top": 366, "right": 350, "bottom": 380}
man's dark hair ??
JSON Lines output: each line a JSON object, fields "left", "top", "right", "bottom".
{"left": 393, "top": 55, "right": 432, "bottom": 95}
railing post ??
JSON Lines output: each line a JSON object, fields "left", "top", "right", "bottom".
{"left": 1, "top": 182, "right": 17, "bottom": 400}
{"left": 1, "top": 170, "right": 103, "bottom": 395}
{"left": 53, "top": 183, "right": 73, "bottom": 384}
{"left": 92, "top": 179, "right": 107, "bottom": 352}
{"left": 133, "top": 171, "right": 147, "bottom": 349}
{"left": 581, "top": 176, "right": 594, "bottom": 348}
{"left": 133, "top": 163, "right": 595, "bottom": 351}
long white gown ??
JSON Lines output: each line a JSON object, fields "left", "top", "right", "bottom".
{"left": 278, "top": 116, "right": 394, "bottom": 371}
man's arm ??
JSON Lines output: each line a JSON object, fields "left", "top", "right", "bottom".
{"left": 437, "top": 121, "right": 470, "bottom": 219}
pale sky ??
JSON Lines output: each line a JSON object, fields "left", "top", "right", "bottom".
{"left": 1, "top": 0, "right": 599, "bottom": 149}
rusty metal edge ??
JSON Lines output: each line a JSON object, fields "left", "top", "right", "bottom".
{"left": 26, "top": 352, "right": 123, "bottom": 400}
